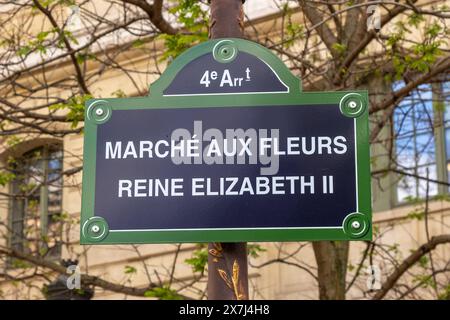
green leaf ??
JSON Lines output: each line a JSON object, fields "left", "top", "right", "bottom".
{"left": 63, "top": 30, "right": 78, "bottom": 45}
{"left": 17, "top": 45, "right": 32, "bottom": 57}
{"left": 144, "top": 286, "right": 183, "bottom": 300}
{"left": 37, "top": 31, "right": 50, "bottom": 41}
{"left": 39, "top": 247, "right": 48, "bottom": 256}
{"left": 387, "top": 243, "right": 400, "bottom": 253}
{"left": 111, "top": 89, "right": 127, "bottom": 98}
{"left": 169, "top": 0, "right": 209, "bottom": 28}
{"left": 438, "top": 284, "right": 450, "bottom": 300}
{"left": 283, "top": 3, "right": 304, "bottom": 48}
{"left": 158, "top": 33, "right": 208, "bottom": 61}
{"left": 418, "top": 255, "right": 429, "bottom": 268}
{"left": 332, "top": 43, "right": 347, "bottom": 55}
{"left": 185, "top": 247, "right": 208, "bottom": 273}
{"left": 0, "top": 171, "right": 15, "bottom": 187}
{"left": 425, "top": 22, "right": 442, "bottom": 38}
{"left": 407, "top": 209, "right": 424, "bottom": 221}
{"left": 247, "top": 244, "right": 266, "bottom": 258}
{"left": 432, "top": 194, "right": 450, "bottom": 202}
{"left": 11, "top": 259, "right": 32, "bottom": 269}
{"left": 407, "top": 13, "right": 424, "bottom": 28}
{"left": 50, "top": 94, "right": 92, "bottom": 128}
{"left": 76, "top": 52, "right": 95, "bottom": 64}
{"left": 132, "top": 39, "right": 145, "bottom": 48}
{"left": 6, "top": 136, "right": 23, "bottom": 147}
{"left": 160, "top": 0, "right": 209, "bottom": 61}
{"left": 412, "top": 274, "right": 436, "bottom": 289}
{"left": 124, "top": 265, "right": 137, "bottom": 274}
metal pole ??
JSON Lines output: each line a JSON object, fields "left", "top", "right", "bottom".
{"left": 207, "top": 0, "right": 249, "bottom": 300}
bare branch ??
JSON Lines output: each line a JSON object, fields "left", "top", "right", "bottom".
{"left": 121, "top": 0, "right": 177, "bottom": 34}
{"left": 372, "top": 235, "right": 450, "bottom": 300}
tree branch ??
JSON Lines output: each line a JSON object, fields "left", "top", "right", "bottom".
{"left": 298, "top": 0, "right": 339, "bottom": 59}
{"left": 0, "top": 247, "right": 155, "bottom": 297}
{"left": 370, "top": 56, "right": 450, "bottom": 142}
{"left": 372, "top": 234, "right": 450, "bottom": 300}
{"left": 32, "top": 0, "right": 91, "bottom": 95}
{"left": 334, "top": 0, "right": 419, "bottom": 84}
{"left": 121, "top": 0, "right": 177, "bottom": 35}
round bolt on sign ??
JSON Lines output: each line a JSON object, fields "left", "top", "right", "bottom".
{"left": 82, "top": 217, "right": 109, "bottom": 242}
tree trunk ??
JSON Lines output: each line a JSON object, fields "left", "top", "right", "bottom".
{"left": 207, "top": 242, "right": 248, "bottom": 300}
{"left": 207, "top": 0, "right": 248, "bottom": 301}
{"left": 209, "top": 0, "right": 244, "bottom": 39}
{"left": 313, "top": 241, "right": 349, "bottom": 300}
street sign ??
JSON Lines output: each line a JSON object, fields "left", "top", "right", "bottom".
{"left": 81, "top": 38, "right": 371, "bottom": 244}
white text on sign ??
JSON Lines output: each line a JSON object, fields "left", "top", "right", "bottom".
{"left": 200, "top": 68, "right": 251, "bottom": 88}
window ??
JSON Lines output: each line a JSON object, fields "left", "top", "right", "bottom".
{"left": 9, "top": 144, "right": 63, "bottom": 259}
{"left": 394, "top": 83, "right": 437, "bottom": 202}
{"left": 442, "top": 82, "right": 450, "bottom": 188}
{"left": 394, "top": 80, "right": 450, "bottom": 203}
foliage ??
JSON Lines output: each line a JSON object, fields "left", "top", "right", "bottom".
{"left": 283, "top": 3, "right": 304, "bottom": 48}
{"left": 389, "top": 17, "right": 444, "bottom": 80}
{"left": 407, "top": 209, "right": 424, "bottom": 221}
{"left": 185, "top": 245, "right": 208, "bottom": 273}
{"left": 332, "top": 43, "right": 347, "bottom": 56}
{"left": 438, "top": 285, "right": 450, "bottom": 300}
{"left": 111, "top": 89, "right": 127, "bottom": 98}
{"left": 10, "top": 259, "right": 32, "bottom": 269}
{"left": 16, "top": 28, "right": 78, "bottom": 57}
{"left": 50, "top": 95, "right": 92, "bottom": 128}
{"left": 0, "top": 172, "right": 15, "bottom": 187}
{"left": 412, "top": 274, "right": 436, "bottom": 289}
{"left": 247, "top": 244, "right": 266, "bottom": 258}
{"left": 185, "top": 244, "right": 266, "bottom": 273}
{"left": 417, "top": 255, "right": 429, "bottom": 269}
{"left": 159, "top": 0, "right": 209, "bottom": 60}
{"left": 124, "top": 265, "right": 137, "bottom": 274}
{"left": 6, "top": 136, "right": 23, "bottom": 147}
{"left": 76, "top": 52, "right": 95, "bottom": 64}
{"left": 159, "top": 33, "right": 208, "bottom": 61}
{"left": 144, "top": 286, "right": 183, "bottom": 300}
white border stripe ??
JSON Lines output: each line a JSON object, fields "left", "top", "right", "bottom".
{"left": 110, "top": 226, "right": 343, "bottom": 232}
{"left": 163, "top": 90, "right": 288, "bottom": 97}
{"left": 106, "top": 105, "right": 359, "bottom": 234}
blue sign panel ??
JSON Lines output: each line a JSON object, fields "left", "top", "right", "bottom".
{"left": 95, "top": 105, "right": 356, "bottom": 231}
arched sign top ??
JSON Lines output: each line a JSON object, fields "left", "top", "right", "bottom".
{"left": 150, "top": 38, "right": 301, "bottom": 96}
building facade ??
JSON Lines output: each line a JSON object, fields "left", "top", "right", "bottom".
{"left": 0, "top": 0, "right": 449, "bottom": 299}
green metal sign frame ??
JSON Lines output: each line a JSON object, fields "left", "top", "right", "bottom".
{"left": 81, "top": 38, "right": 371, "bottom": 244}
